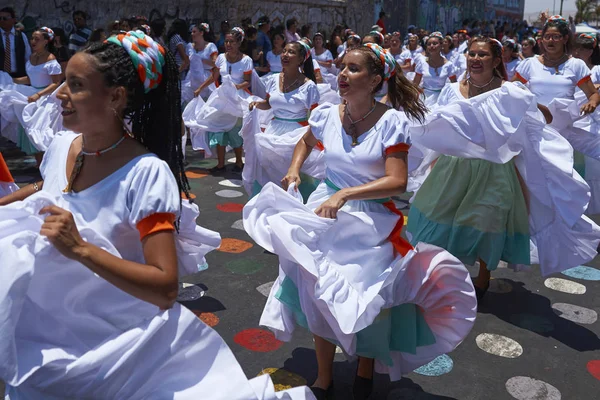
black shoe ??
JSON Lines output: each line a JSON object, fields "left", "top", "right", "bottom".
{"left": 232, "top": 164, "right": 244, "bottom": 173}
{"left": 310, "top": 381, "right": 333, "bottom": 400}
{"left": 353, "top": 375, "right": 373, "bottom": 400}
{"left": 471, "top": 277, "right": 490, "bottom": 302}
{"left": 208, "top": 165, "right": 226, "bottom": 174}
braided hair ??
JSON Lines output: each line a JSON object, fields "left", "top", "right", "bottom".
{"left": 290, "top": 40, "right": 316, "bottom": 83}
{"left": 82, "top": 40, "right": 191, "bottom": 205}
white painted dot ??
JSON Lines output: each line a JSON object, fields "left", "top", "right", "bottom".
{"left": 231, "top": 219, "right": 245, "bottom": 231}
{"left": 215, "top": 189, "right": 244, "bottom": 198}
{"left": 505, "top": 376, "right": 561, "bottom": 400}
{"left": 488, "top": 278, "right": 513, "bottom": 294}
{"left": 497, "top": 261, "right": 508, "bottom": 269}
{"left": 544, "top": 278, "right": 586, "bottom": 294}
{"left": 227, "top": 156, "right": 245, "bottom": 164}
{"left": 182, "top": 283, "right": 195, "bottom": 288}
{"left": 219, "top": 179, "right": 243, "bottom": 188}
{"left": 256, "top": 281, "right": 274, "bottom": 297}
{"left": 551, "top": 303, "right": 598, "bottom": 324}
{"left": 476, "top": 333, "right": 523, "bottom": 358}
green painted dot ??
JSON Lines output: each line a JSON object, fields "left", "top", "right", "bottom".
{"left": 226, "top": 259, "right": 264, "bottom": 275}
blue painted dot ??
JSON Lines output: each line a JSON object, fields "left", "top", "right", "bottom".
{"left": 413, "top": 354, "right": 453, "bottom": 376}
{"left": 561, "top": 265, "right": 600, "bottom": 281}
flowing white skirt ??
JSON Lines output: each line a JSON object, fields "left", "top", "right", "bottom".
{"left": 0, "top": 192, "right": 313, "bottom": 400}
{"left": 244, "top": 182, "right": 477, "bottom": 381}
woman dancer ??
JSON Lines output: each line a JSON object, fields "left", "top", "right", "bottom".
{"left": 244, "top": 43, "right": 477, "bottom": 400}
{"left": 247, "top": 40, "right": 320, "bottom": 199}
{"left": 413, "top": 32, "right": 458, "bottom": 107}
{"left": 185, "top": 23, "right": 218, "bottom": 101}
{"left": 398, "top": 33, "right": 424, "bottom": 81}
{"left": 0, "top": 30, "right": 310, "bottom": 400}
{"left": 311, "top": 33, "right": 334, "bottom": 74}
{"left": 521, "top": 37, "right": 539, "bottom": 58}
{"left": 0, "top": 27, "right": 61, "bottom": 163}
{"left": 188, "top": 27, "right": 252, "bottom": 173}
{"left": 265, "top": 32, "right": 285, "bottom": 75}
{"left": 502, "top": 39, "right": 521, "bottom": 81}
{"left": 442, "top": 34, "right": 455, "bottom": 61}
{"left": 388, "top": 32, "right": 403, "bottom": 63}
{"left": 514, "top": 16, "right": 600, "bottom": 176}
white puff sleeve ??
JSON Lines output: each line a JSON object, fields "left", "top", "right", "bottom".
{"left": 436, "top": 83, "right": 461, "bottom": 107}
{"left": 126, "top": 156, "right": 180, "bottom": 238}
{"left": 571, "top": 58, "right": 592, "bottom": 87}
{"left": 381, "top": 110, "right": 411, "bottom": 155}
{"left": 308, "top": 102, "right": 334, "bottom": 141}
{"left": 44, "top": 60, "right": 62, "bottom": 76}
{"left": 514, "top": 57, "right": 533, "bottom": 83}
{"left": 206, "top": 42, "right": 218, "bottom": 56}
{"left": 303, "top": 81, "right": 320, "bottom": 111}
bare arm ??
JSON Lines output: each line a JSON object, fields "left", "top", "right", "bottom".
{"left": 580, "top": 78, "right": 600, "bottom": 114}
{"left": 537, "top": 104, "right": 553, "bottom": 124}
{"left": 0, "top": 181, "right": 43, "bottom": 206}
{"left": 413, "top": 73, "right": 423, "bottom": 86}
{"left": 314, "top": 69, "right": 324, "bottom": 84}
{"left": 29, "top": 75, "right": 62, "bottom": 102}
{"left": 250, "top": 97, "right": 271, "bottom": 111}
{"left": 235, "top": 73, "right": 251, "bottom": 91}
{"left": 40, "top": 205, "right": 179, "bottom": 310}
{"left": 13, "top": 76, "right": 30, "bottom": 85}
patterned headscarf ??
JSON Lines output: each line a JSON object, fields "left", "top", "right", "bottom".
{"left": 369, "top": 30, "right": 385, "bottom": 44}
{"left": 39, "top": 27, "right": 55, "bottom": 41}
{"left": 364, "top": 43, "right": 397, "bottom": 81}
{"left": 546, "top": 15, "right": 568, "bottom": 27}
{"left": 231, "top": 27, "right": 245, "bottom": 41}
{"left": 579, "top": 33, "right": 597, "bottom": 47}
{"left": 138, "top": 24, "right": 151, "bottom": 35}
{"left": 428, "top": 31, "right": 444, "bottom": 41}
{"left": 297, "top": 40, "right": 312, "bottom": 61}
{"left": 490, "top": 38, "right": 505, "bottom": 54}
{"left": 107, "top": 31, "right": 166, "bottom": 93}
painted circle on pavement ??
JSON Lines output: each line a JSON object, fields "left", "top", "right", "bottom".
{"left": 505, "top": 376, "right": 561, "bottom": 400}
{"left": 551, "top": 303, "right": 598, "bottom": 325}
{"left": 226, "top": 258, "right": 264, "bottom": 275}
{"left": 217, "top": 203, "right": 244, "bottom": 213}
{"left": 216, "top": 189, "right": 244, "bottom": 198}
{"left": 257, "top": 368, "right": 307, "bottom": 391}
{"left": 191, "top": 311, "right": 220, "bottom": 327}
{"left": 587, "top": 360, "right": 600, "bottom": 381}
{"left": 234, "top": 328, "right": 283, "bottom": 352}
{"left": 231, "top": 219, "right": 245, "bottom": 231}
{"left": 413, "top": 354, "right": 454, "bottom": 376}
{"left": 476, "top": 333, "right": 523, "bottom": 358}
{"left": 561, "top": 265, "right": 600, "bottom": 281}
{"left": 219, "top": 179, "right": 243, "bottom": 188}
{"left": 218, "top": 238, "right": 253, "bottom": 254}
{"left": 543, "top": 278, "right": 586, "bottom": 294}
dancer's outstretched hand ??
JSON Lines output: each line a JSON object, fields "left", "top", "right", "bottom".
{"left": 281, "top": 171, "right": 301, "bottom": 191}
{"left": 39, "top": 205, "right": 86, "bottom": 260}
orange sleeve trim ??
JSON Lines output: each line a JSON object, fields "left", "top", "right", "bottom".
{"left": 385, "top": 143, "right": 410, "bottom": 155}
{"left": 577, "top": 75, "right": 592, "bottom": 87}
{"left": 310, "top": 103, "right": 319, "bottom": 110}
{"left": 315, "top": 141, "right": 325, "bottom": 151}
{"left": 136, "top": 212, "right": 176, "bottom": 240}
{"left": 243, "top": 70, "right": 253, "bottom": 75}
{"left": 0, "top": 153, "right": 14, "bottom": 183}
{"left": 515, "top": 72, "right": 528, "bottom": 84}
{"left": 449, "top": 75, "right": 457, "bottom": 80}
{"left": 210, "top": 51, "right": 218, "bottom": 57}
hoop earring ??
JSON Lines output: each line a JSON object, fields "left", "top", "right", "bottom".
{"left": 112, "top": 108, "right": 133, "bottom": 136}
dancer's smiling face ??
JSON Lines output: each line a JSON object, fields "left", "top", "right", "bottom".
{"left": 224, "top": 34, "right": 241, "bottom": 53}
{"left": 57, "top": 52, "right": 127, "bottom": 134}
{"left": 467, "top": 41, "right": 500, "bottom": 78}
{"left": 281, "top": 43, "right": 303, "bottom": 70}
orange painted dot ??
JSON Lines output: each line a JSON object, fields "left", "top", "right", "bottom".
{"left": 234, "top": 328, "right": 283, "bottom": 352}
{"left": 218, "top": 238, "right": 253, "bottom": 253}
{"left": 192, "top": 311, "right": 220, "bottom": 327}
{"left": 185, "top": 169, "right": 208, "bottom": 179}
{"left": 182, "top": 192, "right": 197, "bottom": 199}
{"left": 217, "top": 203, "right": 244, "bottom": 213}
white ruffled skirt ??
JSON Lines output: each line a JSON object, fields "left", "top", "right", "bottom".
{"left": 243, "top": 182, "right": 477, "bottom": 381}
{"left": 0, "top": 192, "right": 312, "bottom": 400}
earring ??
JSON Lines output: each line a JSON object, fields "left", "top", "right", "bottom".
{"left": 112, "top": 108, "right": 133, "bottom": 136}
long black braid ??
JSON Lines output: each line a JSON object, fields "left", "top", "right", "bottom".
{"left": 82, "top": 41, "right": 191, "bottom": 211}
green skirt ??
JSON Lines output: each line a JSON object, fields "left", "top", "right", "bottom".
{"left": 275, "top": 276, "right": 436, "bottom": 366}
{"left": 407, "top": 156, "right": 530, "bottom": 270}
{"left": 207, "top": 118, "right": 243, "bottom": 149}
{"left": 17, "top": 125, "right": 39, "bottom": 155}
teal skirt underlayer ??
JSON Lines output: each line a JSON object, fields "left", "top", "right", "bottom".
{"left": 17, "top": 125, "right": 39, "bottom": 155}
{"left": 407, "top": 156, "right": 530, "bottom": 270}
{"left": 275, "top": 276, "right": 436, "bottom": 366}
{"left": 207, "top": 118, "right": 244, "bottom": 149}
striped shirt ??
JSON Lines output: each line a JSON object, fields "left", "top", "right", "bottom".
{"left": 68, "top": 27, "right": 92, "bottom": 53}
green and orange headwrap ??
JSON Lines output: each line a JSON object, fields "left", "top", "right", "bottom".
{"left": 364, "top": 43, "right": 396, "bottom": 81}
{"left": 107, "top": 31, "right": 166, "bottom": 93}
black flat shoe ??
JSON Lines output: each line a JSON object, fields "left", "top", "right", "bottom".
{"left": 232, "top": 164, "right": 244, "bottom": 173}
{"left": 353, "top": 375, "right": 373, "bottom": 400}
{"left": 471, "top": 277, "right": 490, "bottom": 302}
{"left": 310, "top": 382, "right": 333, "bottom": 400}
{"left": 208, "top": 165, "right": 226, "bottom": 174}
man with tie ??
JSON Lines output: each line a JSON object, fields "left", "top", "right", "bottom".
{"left": 0, "top": 7, "right": 31, "bottom": 78}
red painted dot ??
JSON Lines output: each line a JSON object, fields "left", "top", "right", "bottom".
{"left": 217, "top": 203, "right": 244, "bottom": 213}
{"left": 587, "top": 360, "right": 600, "bottom": 381}
{"left": 191, "top": 311, "right": 220, "bottom": 327}
{"left": 234, "top": 328, "right": 283, "bottom": 352}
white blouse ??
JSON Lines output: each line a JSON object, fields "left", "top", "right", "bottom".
{"left": 504, "top": 58, "right": 521, "bottom": 81}
{"left": 415, "top": 59, "right": 457, "bottom": 92}
{"left": 186, "top": 42, "right": 218, "bottom": 86}
{"left": 310, "top": 103, "right": 410, "bottom": 188}
{"left": 265, "top": 74, "right": 320, "bottom": 120}
{"left": 266, "top": 51, "right": 282, "bottom": 73}
{"left": 26, "top": 59, "right": 61, "bottom": 88}
{"left": 216, "top": 53, "right": 254, "bottom": 85}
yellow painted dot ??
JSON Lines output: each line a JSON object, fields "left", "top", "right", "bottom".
{"left": 256, "top": 368, "right": 307, "bottom": 391}
{"left": 403, "top": 216, "right": 408, "bottom": 225}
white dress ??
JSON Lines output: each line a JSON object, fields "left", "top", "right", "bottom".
{"left": 415, "top": 59, "right": 457, "bottom": 107}
{"left": 0, "top": 132, "right": 313, "bottom": 399}
{"left": 266, "top": 50, "right": 282, "bottom": 73}
{"left": 183, "top": 54, "right": 259, "bottom": 157}
{"left": 182, "top": 42, "right": 218, "bottom": 102}
{"left": 398, "top": 49, "right": 425, "bottom": 81}
{"left": 408, "top": 82, "right": 600, "bottom": 276}
{"left": 0, "top": 60, "right": 62, "bottom": 150}
{"left": 504, "top": 58, "right": 521, "bottom": 81}
{"left": 242, "top": 75, "right": 322, "bottom": 198}
{"left": 243, "top": 103, "right": 477, "bottom": 381}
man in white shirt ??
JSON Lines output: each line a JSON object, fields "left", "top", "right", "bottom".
{"left": 0, "top": 7, "right": 31, "bottom": 78}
